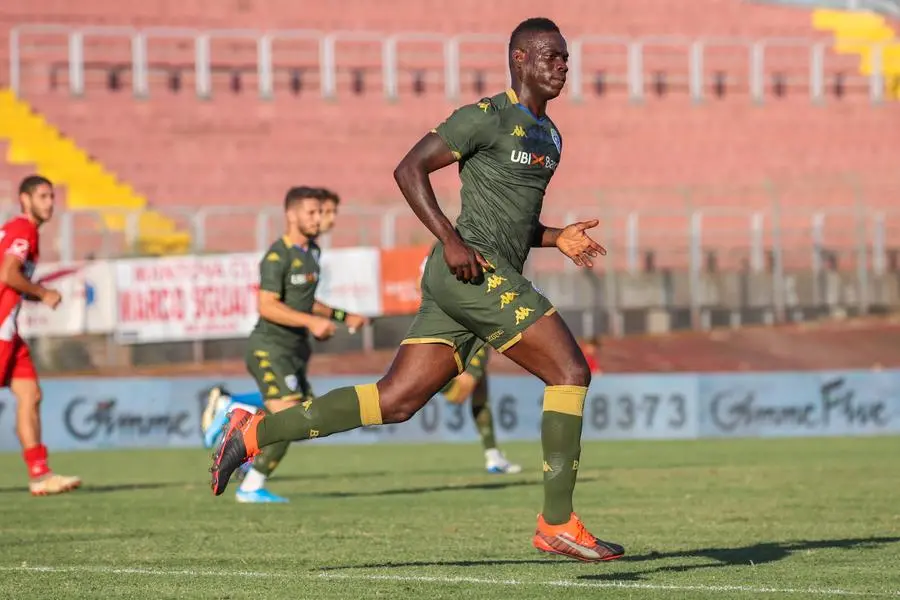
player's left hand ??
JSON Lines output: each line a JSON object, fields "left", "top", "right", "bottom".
{"left": 556, "top": 220, "right": 607, "bottom": 268}
{"left": 345, "top": 313, "right": 369, "bottom": 334}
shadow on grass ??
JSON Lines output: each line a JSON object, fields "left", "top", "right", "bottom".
{"left": 306, "top": 477, "right": 597, "bottom": 499}
{"left": 579, "top": 536, "right": 900, "bottom": 582}
{"left": 319, "top": 536, "right": 900, "bottom": 575}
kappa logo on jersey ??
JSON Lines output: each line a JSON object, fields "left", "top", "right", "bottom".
{"left": 510, "top": 150, "right": 558, "bottom": 171}
{"left": 292, "top": 258, "right": 302, "bottom": 268}
{"left": 511, "top": 125, "right": 526, "bottom": 137}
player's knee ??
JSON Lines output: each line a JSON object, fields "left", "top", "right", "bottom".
{"left": 379, "top": 395, "right": 423, "bottom": 424}
{"left": 556, "top": 355, "right": 592, "bottom": 388}
{"left": 376, "top": 380, "right": 430, "bottom": 424}
{"left": 12, "top": 382, "right": 41, "bottom": 407}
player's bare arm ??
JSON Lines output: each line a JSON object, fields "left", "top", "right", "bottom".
{"left": 532, "top": 220, "right": 607, "bottom": 268}
{"left": 258, "top": 290, "right": 335, "bottom": 340}
{"left": 311, "top": 300, "right": 368, "bottom": 331}
{"left": 394, "top": 134, "right": 491, "bottom": 283}
{"left": 0, "top": 254, "right": 60, "bottom": 309}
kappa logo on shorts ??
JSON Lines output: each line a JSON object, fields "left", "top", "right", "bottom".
{"left": 284, "top": 374, "right": 299, "bottom": 392}
{"left": 514, "top": 306, "right": 535, "bottom": 325}
{"left": 486, "top": 274, "right": 506, "bottom": 293}
{"left": 499, "top": 291, "right": 518, "bottom": 309}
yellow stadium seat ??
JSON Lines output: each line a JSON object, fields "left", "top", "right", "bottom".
{"left": 0, "top": 89, "right": 191, "bottom": 253}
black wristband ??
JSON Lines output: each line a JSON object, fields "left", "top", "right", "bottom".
{"left": 331, "top": 308, "right": 347, "bottom": 322}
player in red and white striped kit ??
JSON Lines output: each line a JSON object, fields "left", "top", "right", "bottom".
{"left": 0, "top": 175, "right": 80, "bottom": 495}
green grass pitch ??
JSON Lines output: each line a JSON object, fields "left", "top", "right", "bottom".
{"left": 0, "top": 437, "right": 898, "bottom": 599}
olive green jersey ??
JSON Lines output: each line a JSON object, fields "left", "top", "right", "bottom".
{"left": 251, "top": 236, "right": 321, "bottom": 351}
{"left": 433, "top": 88, "right": 563, "bottom": 273}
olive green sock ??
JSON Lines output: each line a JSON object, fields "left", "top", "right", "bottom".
{"left": 470, "top": 384, "right": 497, "bottom": 451}
{"left": 541, "top": 385, "right": 587, "bottom": 525}
{"left": 256, "top": 383, "right": 382, "bottom": 446}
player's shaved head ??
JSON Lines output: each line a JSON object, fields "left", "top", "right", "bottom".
{"left": 508, "top": 18, "right": 561, "bottom": 69}
{"left": 508, "top": 17, "right": 568, "bottom": 103}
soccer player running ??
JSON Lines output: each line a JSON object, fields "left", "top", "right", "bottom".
{"left": 417, "top": 257, "right": 522, "bottom": 474}
{"left": 211, "top": 18, "right": 624, "bottom": 561}
{"left": 0, "top": 175, "right": 80, "bottom": 496}
{"left": 228, "top": 186, "right": 366, "bottom": 503}
{"left": 200, "top": 187, "right": 345, "bottom": 452}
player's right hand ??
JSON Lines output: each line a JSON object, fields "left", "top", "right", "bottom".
{"left": 41, "top": 289, "right": 62, "bottom": 310}
{"left": 443, "top": 235, "right": 491, "bottom": 283}
{"left": 309, "top": 316, "right": 337, "bottom": 340}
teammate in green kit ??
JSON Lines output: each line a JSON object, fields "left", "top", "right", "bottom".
{"left": 211, "top": 18, "right": 625, "bottom": 561}
{"left": 234, "top": 186, "right": 367, "bottom": 504}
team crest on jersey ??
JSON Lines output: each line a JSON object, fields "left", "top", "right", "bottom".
{"left": 284, "top": 375, "right": 298, "bottom": 392}
{"left": 551, "top": 128, "right": 562, "bottom": 153}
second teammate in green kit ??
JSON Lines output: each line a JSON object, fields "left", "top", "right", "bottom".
{"left": 417, "top": 256, "right": 522, "bottom": 474}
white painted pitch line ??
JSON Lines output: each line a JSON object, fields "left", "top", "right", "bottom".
{"left": 317, "top": 573, "right": 900, "bottom": 597}
{"left": 0, "top": 565, "right": 273, "bottom": 578}
{"left": 2, "top": 565, "right": 898, "bottom": 597}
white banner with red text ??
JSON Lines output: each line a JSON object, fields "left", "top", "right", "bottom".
{"left": 113, "top": 249, "right": 381, "bottom": 344}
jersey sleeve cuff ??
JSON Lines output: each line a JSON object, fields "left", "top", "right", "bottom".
{"left": 431, "top": 127, "right": 462, "bottom": 161}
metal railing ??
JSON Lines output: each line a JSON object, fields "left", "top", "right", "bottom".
{"left": 9, "top": 198, "right": 899, "bottom": 275}
{"left": 19, "top": 197, "right": 900, "bottom": 372}
{"left": 9, "top": 25, "right": 897, "bottom": 104}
